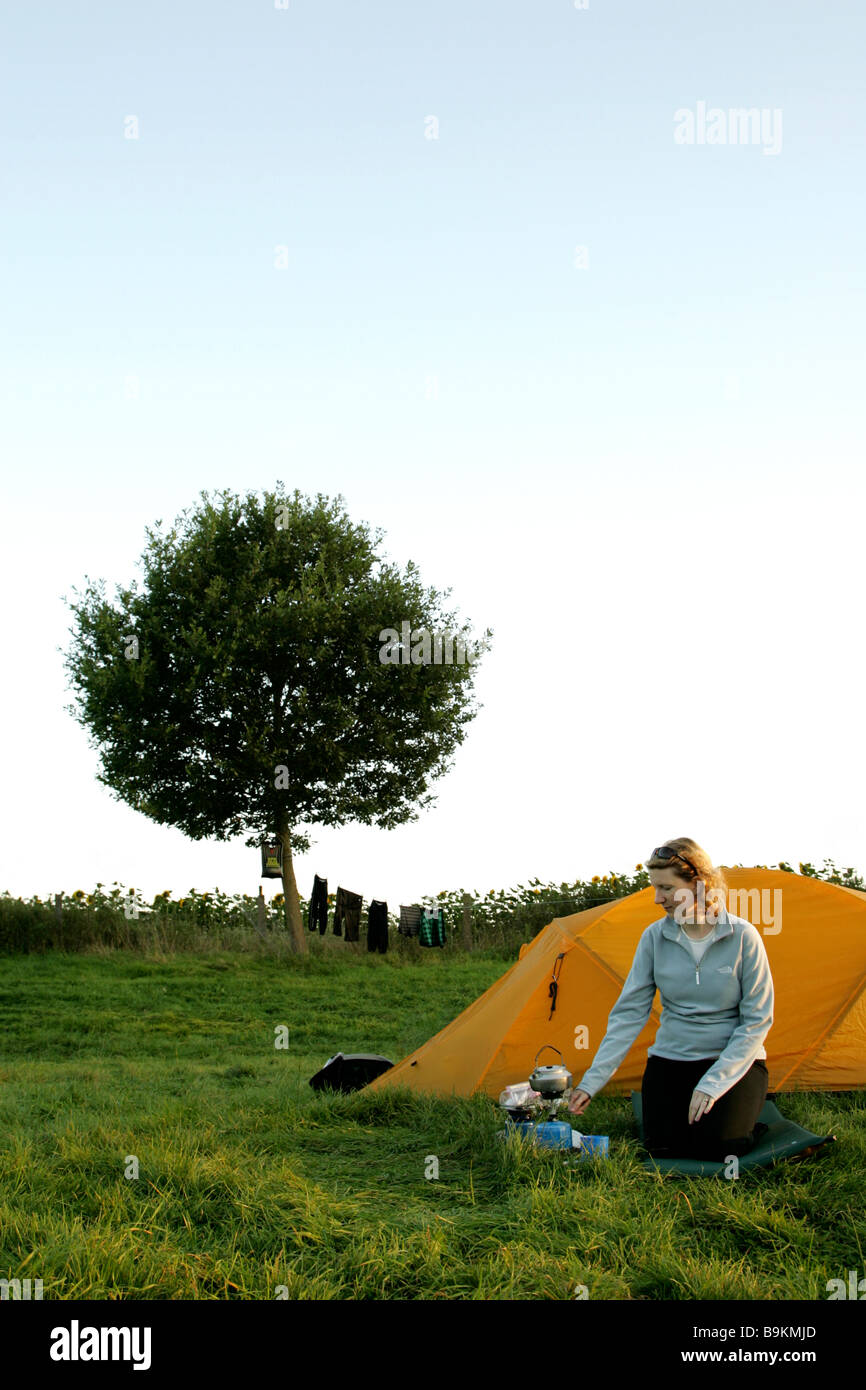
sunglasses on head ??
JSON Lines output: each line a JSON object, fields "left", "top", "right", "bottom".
{"left": 649, "top": 846, "right": 701, "bottom": 878}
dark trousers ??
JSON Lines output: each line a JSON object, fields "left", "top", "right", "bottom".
{"left": 641, "top": 1054, "right": 768, "bottom": 1161}
{"left": 367, "top": 900, "right": 388, "bottom": 954}
{"left": 333, "top": 887, "right": 362, "bottom": 942}
{"left": 308, "top": 875, "right": 328, "bottom": 934}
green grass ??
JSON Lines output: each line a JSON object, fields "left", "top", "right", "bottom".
{"left": 0, "top": 950, "right": 863, "bottom": 1300}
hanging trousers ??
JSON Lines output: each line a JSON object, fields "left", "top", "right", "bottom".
{"left": 333, "top": 887, "right": 363, "bottom": 942}
{"left": 308, "top": 874, "right": 328, "bottom": 935}
{"left": 641, "top": 1054, "right": 769, "bottom": 1161}
{"left": 332, "top": 886, "right": 344, "bottom": 938}
{"left": 367, "top": 900, "right": 389, "bottom": 954}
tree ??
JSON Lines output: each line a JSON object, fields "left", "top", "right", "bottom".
{"left": 61, "top": 485, "right": 491, "bottom": 953}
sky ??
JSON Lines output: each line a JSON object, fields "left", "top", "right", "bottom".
{"left": 1, "top": 1, "right": 864, "bottom": 915}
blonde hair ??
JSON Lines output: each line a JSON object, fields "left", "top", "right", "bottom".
{"left": 646, "top": 837, "right": 728, "bottom": 903}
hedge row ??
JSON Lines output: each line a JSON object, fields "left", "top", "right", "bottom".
{"left": 0, "top": 858, "right": 861, "bottom": 956}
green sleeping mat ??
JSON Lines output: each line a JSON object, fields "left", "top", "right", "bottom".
{"left": 630, "top": 1093, "right": 837, "bottom": 1175}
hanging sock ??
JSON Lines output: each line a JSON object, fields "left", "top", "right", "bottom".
{"left": 308, "top": 875, "right": 328, "bottom": 934}
{"left": 367, "top": 900, "right": 389, "bottom": 954}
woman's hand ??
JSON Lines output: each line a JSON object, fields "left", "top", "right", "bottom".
{"left": 688, "top": 1089, "right": 715, "bottom": 1124}
{"left": 568, "top": 1088, "right": 591, "bottom": 1116}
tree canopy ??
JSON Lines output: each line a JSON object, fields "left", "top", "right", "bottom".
{"left": 62, "top": 485, "right": 491, "bottom": 950}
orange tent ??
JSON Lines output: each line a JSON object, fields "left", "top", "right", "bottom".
{"left": 364, "top": 868, "right": 866, "bottom": 1099}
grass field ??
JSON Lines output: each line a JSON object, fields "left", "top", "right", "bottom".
{"left": 0, "top": 947, "right": 863, "bottom": 1300}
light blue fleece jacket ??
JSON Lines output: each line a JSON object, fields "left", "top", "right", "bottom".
{"left": 575, "top": 907, "right": 774, "bottom": 1102}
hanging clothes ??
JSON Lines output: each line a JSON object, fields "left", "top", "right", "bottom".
{"left": 332, "top": 885, "right": 344, "bottom": 937}
{"left": 418, "top": 906, "right": 446, "bottom": 948}
{"left": 399, "top": 904, "right": 422, "bottom": 937}
{"left": 334, "top": 887, "right": 363, "bottom": 942}
{"left": 367, "top": 900, "right": 389, "bottom": 954}
{"left": 308, "top": 874, "right": 328, "bottom": 934}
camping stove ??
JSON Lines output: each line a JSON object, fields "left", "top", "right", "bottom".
{"left": 500, "top": 1091, "right": 569, "bottom": 1124}
{"left": 499, "top": 1046, "right": 577, "bottom": 1149}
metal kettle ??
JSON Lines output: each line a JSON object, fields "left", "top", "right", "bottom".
{"left": 528, "top": 1045, "right": 572, "bottom": 1097}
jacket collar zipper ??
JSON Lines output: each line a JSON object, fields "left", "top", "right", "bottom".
{"left": 677, "top": 927, "right": 718, "bottom": 985}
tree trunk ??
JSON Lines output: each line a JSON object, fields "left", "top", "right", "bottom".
{"left": 277, "top": 824, "right": 308, "bottom": 955}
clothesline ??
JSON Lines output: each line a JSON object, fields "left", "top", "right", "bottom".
{"left": 295, "top": 892, "right": 637, "bottom": 911}
{"left": 261, "top": 840, "right": 644, "bottom": 913}
{"left": 431, "top": 895, "right": 635, "bottom": 910}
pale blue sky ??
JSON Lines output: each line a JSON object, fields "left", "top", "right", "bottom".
{"left": 2, "top": 1, "right": 864, "bottom": 911}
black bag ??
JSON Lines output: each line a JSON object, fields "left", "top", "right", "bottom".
{"left": 308, "top": 1053, "right": 394, "bottom": 1093}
